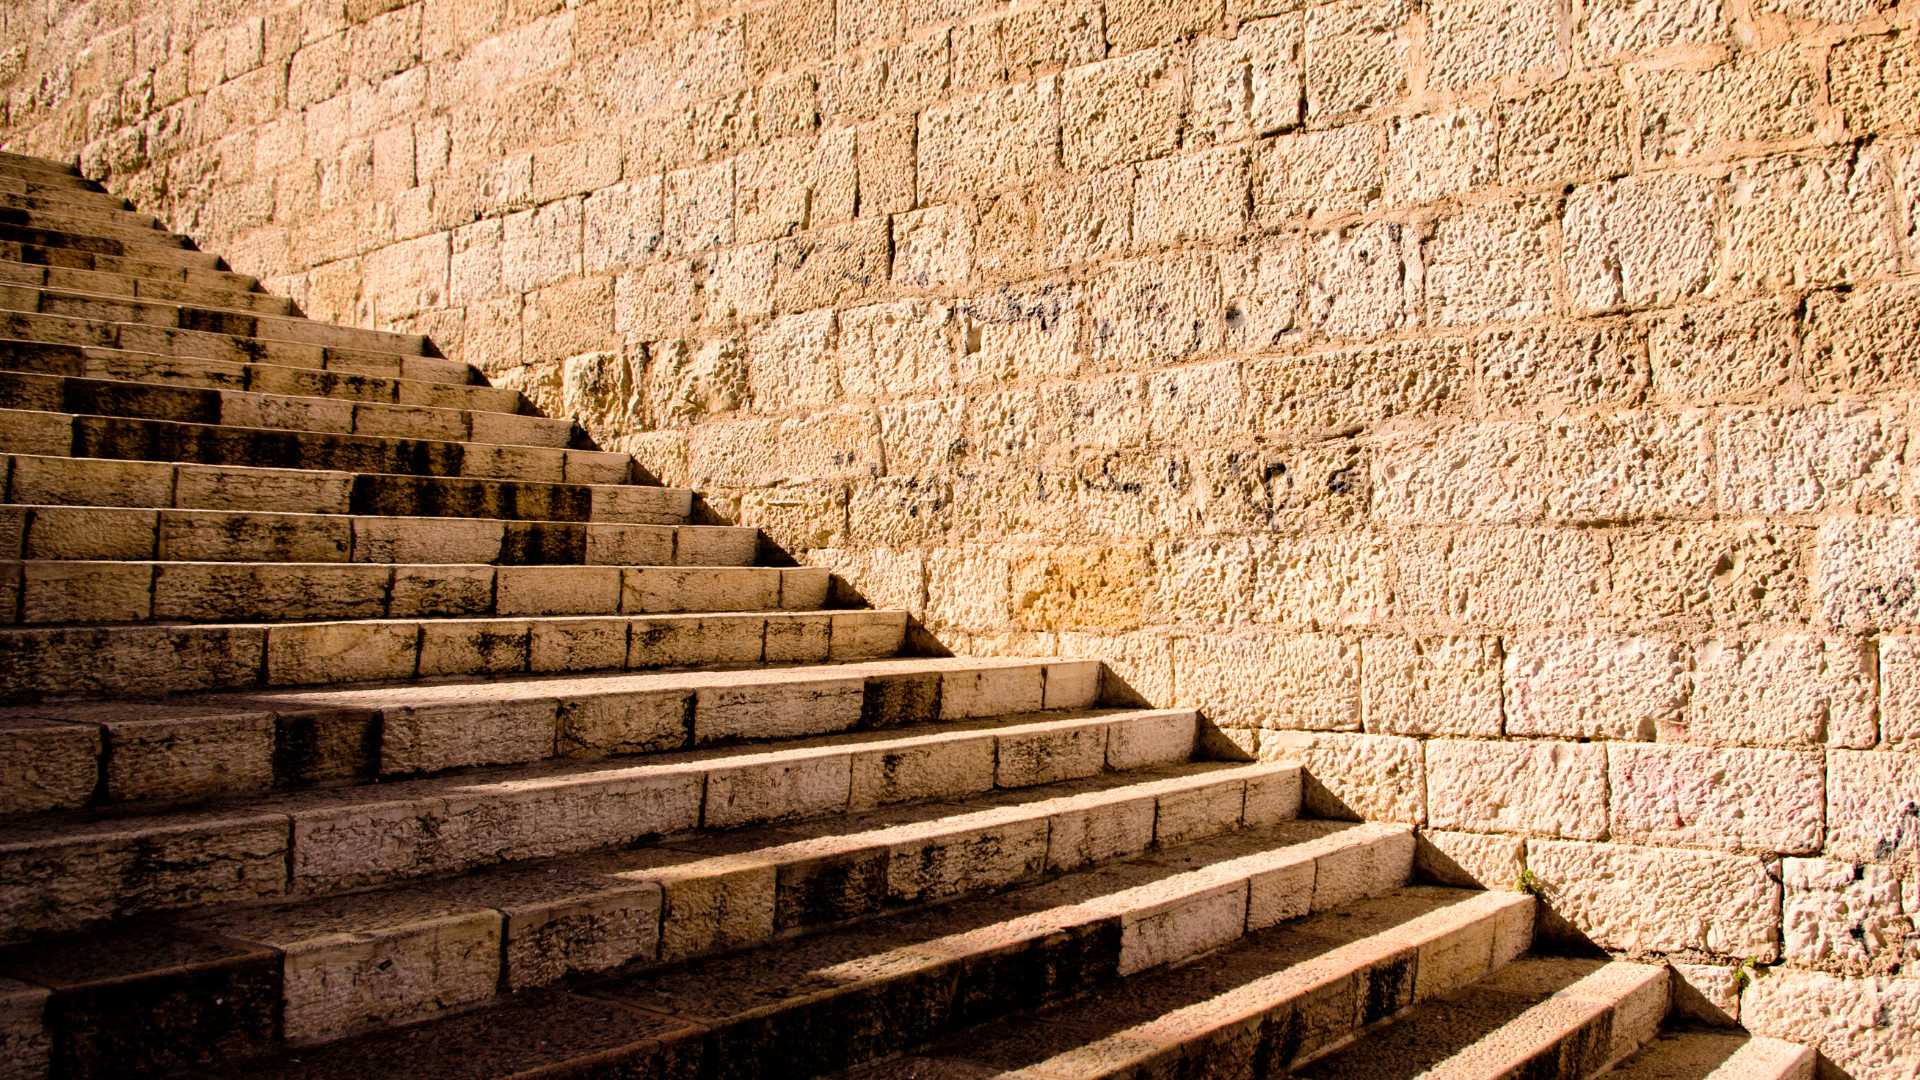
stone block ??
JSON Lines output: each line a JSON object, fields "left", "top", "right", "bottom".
{"left": 848, "top": 734, "right": 995, "bottom": 810}
{"left": 1259, "top": 730, "right": 1423, "bottom": 822}
{"left": 1423, "top": 198, "right": 1558, "bottom": 327}
{"left": 1414, "top": 828, "right": 1526, "bottom": 889}
{"left": 1304, "top": 0, "right": 1408, "bottom": 119}
{"left": 1173, "top": 632, "right": 1360, "bottom": 731}
{"left": 26, "top": 507, "right": 158, "bottom": 560}
{"left": 1500, "top": 77, "right": 1631, "bottom": 186}
{"left": 1528, "top": 839, "right": 1780, "bottom": 958}
{"left": 1425, "top": 740, "right": 1608, "bottom": 840}
{"left": 20, "top": 561, "right": 151, "bottom": 623}
{"left": 381, "top": 699, "right": 557, "bottom": 775}
{"left": 1781, "top": 858, "right": 1919, "bottom": 976}
{"left": 1503, "top": 635, "right": 1687, "bottom": 740}
{"left": 1577, "top": 0, "right": 1721, "bottom": 63}
{"left": 1718, "top": 403, "right": 1901, "bottom": 515}
{"left": 1424, "top": 0, "right": 1563, "bottom": 93}
{"left": 995, "top": 722, "right": 1107, "bottom": 787}
{"left": 0, "top": 718, "right": 99, "bottom": 815}
{"left": 917, "top": 77, "right": 1058, "bottom": 199}
{"left": 1363, "top": 635, "right": 1502, "bottom": 737}
{"left": 1685, "top": 636, "right": 1875, "bottom": 748}
{"left": 1635, "top": 47, "right": 1820, "bottom": 164}
{"left": 1742, "top": 970, "right": 1920, "bottom": 1077}
{"left": 1386, "top": 105, "right": 1496, "bottom": 204}
{"left": 1132, "top": 146, "right": 1249, "bottom": 248}
{"left": 624, "top": 567, "right": 779, "bottom": 614}
{"left": 1253, "top": 124, "right": 1382, "bottom": 224}
{"left": 1818, "top": 517, "right": 1920, "bottom": 632}
{"left": 9, "top": 456, "right": 172, "bottom": 508}
{"left": 1826, "top": 749, "right": 1920, "bottom": 865}
{"left": 265, "top": 621, "right": 418, "bottom": 686}
{"left": 1189, "top": 16, "right": 1303, "bottom": 144}
{"left": 1610, "top": 743, "right": 1825, "bottom": 852}
{"left": 420, "top": 620, "right": 532, "bottom": 677}
{"left": 704, "top": 750, "right": 852, "bottom": 828}
{"left": 693, "top": 676, "right": 865, "bottom": 743}
{"left": 103, "top": 712, "right": 274, "bottom": 804}
{"left": 1061, "top": 49, "right": 1185, "bottom": 173}
{"left": 1830, "top": 32, "right": 1920, "bottom": 138}
{"left": 1105, "top": 711, "right": 1198, "bottom": 769}
{"left": 1564, "top": 172, "right": 1719, "bottom": 312}
{"left": 1724, "top": 150, "right": 1898, "bottom": 291}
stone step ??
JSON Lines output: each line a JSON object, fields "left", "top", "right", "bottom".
{"left": 0, "top": 153, "right": 80, "bottom": 179}
{"left": 1601, "top": 1030, "right": 1816, "bottom": 1079}
{"left": 0, "top": 281, "right": 429, "bottom": 355}
{"left": 0, "top": 655, "right": 1107, "bottom": 813}
{"left": 1, "top": 454, "right": 694, "bottom": 526}
{"left": 3, "top": 310, "right": 465, "bottom": 381}
{"left": 3, "top": 559, "right": 830, "bottom": 627}
{"left": 1, "top": 237, "right": 262, "bottom": 292}
{"left": 0, "top": 801, "right": 1389, "bottom": 1077}
{"left": 0, "top": 702, "right": 1232, "bottom": 938}
{"left": 0, "top": 193, "right": 159, "bottom": 230}
{"left": 0, "top": 256, "right": 294, "bottom": 315}
{"left": 0, "top": 607, "right": 907, "bottom": 701}
{"left": 846, "top": 886, "right": 1537, "bottom": 1080}
{"left": 1289, "top": 957, "right": 1670, "bottom": 1079}
{"left": 0, "top": 409, "right": 632, "bottom": 484}
{"left": 0, "top": 371, "right": 574, "bottom": 449}
{"left": 0, "top": 504, "right": 755, "bottom": 566}
{"left": 0, "top": 173, "right": 124, "bottom": 207}
{"left": 0, "top": 222, "right": 219, "bottom": 269}
{"left": 0, "top": 339, "right": 523, "bottom": 413}
{"left": 0, "top": 205, "right": 175, "bottom": 244}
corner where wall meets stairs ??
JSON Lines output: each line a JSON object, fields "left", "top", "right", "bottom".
{"left": 0, "top": 148, "right": 1815, "bottom": 1080}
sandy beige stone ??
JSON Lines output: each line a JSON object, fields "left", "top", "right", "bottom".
{"left": 1529, "top": 839, "right": 1781, "bottom": 958}
{"left": 1425, "top": 740, "right": 1608, "bottom": 840}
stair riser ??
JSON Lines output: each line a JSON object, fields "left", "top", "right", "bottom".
{"left": 606, "top": 826, "right": 1414, "bottom": 1079}
{"left": 3, "top": 660, "right": 1108, "bottom": 813}
{"left": 0, "top": 339, "right": 524, "bottom": 413}
{"left": 0, "top": 176, "right": 126, "bottom": 210}
{"left": 224, "top": 764, "right": 1292, "bottom": 1046}
{"left": 0, "top": 371, "right": 573, "bottom": 448}
{"left": 0, "top": 609, "right": 904, "bottom": 701}
{"left": 0, "top": 258, "right": 294, "bottom": 314}
{"left": 0, "top": 223, "right": 212, "bottom": 267}
{"left": 0, "top": 238, "right": 260, "bottom": 291}
{"left": 2, "top": 455, "right": 691, "bottom": 526}
{"left": 0, "top": 207, "right": 171, "bottom": 243}
{"left": 0, "top": 284, "right": 428, "bottom": 355}
{"left": 0, "top": 196, "right": 158, "bottom": 229}
{"left": 1, "top": 505, "right": 752, "bottom": 568}
{"left": 2, "top": 310, "right": 468, "bottom": 382}
{"left": 2, "top": 412, "right": 629, "bottom": 484}
{"left": 0, "top": 671, "right": 1129, "bottom": 940}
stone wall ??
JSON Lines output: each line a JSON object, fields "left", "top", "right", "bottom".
{"left": 4, "top": 0, "right": 1920, "bottom": 1072}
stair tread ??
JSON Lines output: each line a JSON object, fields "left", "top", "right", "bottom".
{"left": 0, "top": 703, "right": 1189, "bottom": 840}
{"left": 0, "top": 337, "right": 524, "bottom": 411}
{"left": 3, "top": 275, "right": 334, "bottom": 326}
{"left": 849, "top": 885, "right": 1536, "bottom": 1079}
{"left": 1600, "top": 1029, "right": 1815, "bottom": 1079}
{"left": 5, "top": 305, "right": 428, "bottom": 362}
{"left": 3, "top": 278, "right": 426, "bottom": 349}
{"left": 0, "top": 258, "right": 292, "bottom": 313}
{"left": 1294, "top": 956, "right": 1670, "bottom": 1079}
{"left": 1, "top": 239, "right": 263, "bottom": 290}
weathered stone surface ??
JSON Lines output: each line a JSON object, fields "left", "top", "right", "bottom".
{"left": 1609, "top": 743, "right": 1825, "bottom": 852}
{"left": 1414, "top": 828, "right": 1526, "bottom": 890}
{"left": 1528, "top": 840, "right": 1781, "bottom": 958}
{"left": 1826, "top": 749, "right": 1920, "bottom": 865}
{"left": 1781, "top": 858, "right": 1919, "bottom": 976}
{"left": 1258, "top": 730, "right": 1423, "bottom": 822}
{"left": 1742, "top": 970, "right": 1920, "bottom": 1079}
{"left": 1362, "top": 635, "right": 1501, "bottom": 737}
{"left": 1684, "top": 636, "right": 1875, "bottom": 748}
{"left": 1425, "top": 740, "right": 1608, "bottom": 840}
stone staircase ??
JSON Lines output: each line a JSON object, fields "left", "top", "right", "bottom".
{"left": 0, "top": 149, "right": 1813, "bottom": 1079}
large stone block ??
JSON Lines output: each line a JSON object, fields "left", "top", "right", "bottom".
{"left": 1635, "top": 47, "right": 1819, "bottom": 164}
{"left": 918, "top": 77, "right": 1058, "bottom": 198}
{"left": 1425, "top": 740, "right": 1609, "bottom": 840}
{"left": 1189, "top": 16, "right": 1302, "bottom": 144}
{"left": 1061, "top": 49, "right": 1185, "bottom": 173}
{"left": 1716, "top": 403, "right": 1902, "bottom": 515}
{"left": 1724, "top": 149, "right": 1898, "bottom": 291}
{"left": 1610, "top": 743, "right": 1825, "bottom": 852}
{"left": 1686, "top": 636, "right": 1875, "bottom": 748}
{"left": 1742, "top": 970, "right": 1920, "bottom": 1079}
{"left": 1386, "top": 104, "right": 1496, "bottom": 204}
{"left": 1563, "top": 172, "right": 1718, "bottom": 312}
{"left": 1781, "top": 858, "right": 1918, "bottom": 976}
{"left": 1173, "top": 631, "right": 1360, "bottom": 731}
{"left": 1258, "top": 730, "right": 1423, "bottom": 822}
{"left": 1500, "top": 76, "right": 1631, "bottom": 186}
{"left": 1304, "top": 0, "right": 1409, "bottom": 120}
{"left": 1422, "top": 198, "right": 1558, "bottom": 326}
{"left": 1503, "top": 635, "right": 1686, "bottom": 740}
{"left": 1424, "top": 0, "right": 1563, "bottom": 92}
{"left": 1528, "top": 839, "right": 1781, "bottom": 958}
{"left": 1827, "top": 749, "right": 1920, "bottom": 865}
{"left": 1362, "top": 635, "right": 1502, "bottom": 737}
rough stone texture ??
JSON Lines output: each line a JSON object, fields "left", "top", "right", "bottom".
{"left": 1528, "top": 840, "right": 1782, "bottom": 959}
{"left": 5, "top": 1, "right": 1919, "bottom": 1071}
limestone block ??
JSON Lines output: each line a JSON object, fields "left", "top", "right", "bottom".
{"left": 1831, "top": 32, "right": 1920, "bottom": 138}
{"left": 1425, "top": 0, "right": 1564, "bottom": 92}
{"left": 20, "top": 560, "right": 151, "bottom": 623}
{"left": 623, "top": 567, "right": 779, "bottom": 614}
{"left": 1248, "top": 532, "right": 1389, "bottom": 629}
{"left": 1414, "top": 828, "right": 1526, "bottom": 889}
{"left": 769, "top": 613, "right": 833, "bottom": 662}
{"left": 1564, "top": 172, "right": 1719, "bottom": 312}
{"left": 1306, "top": 824, "right": 1416, "bottom": 912}
{"left": 1636, "top": 47, "right": 1820, "bottom": 164}
{"left": 632, "top": 850, "right": 777, "bottom": 962}
{"left": 692, "top": 676, "right": 864, "bottom": 743}
{"left": 1718, "top": 403, "right": 1902, "bottom": 515}
{"left": 1152, "top": 778, "right": 1248, "bottom": 847}
{"left": 1724, "top": 150, "right": 1898, "bottom": 291}
{"left": 1502, "top": 635, "right": 1685, "bottom": 740}
{"left": 1387, "top": 105, "right": 1496, "bottom": 204}
{"left": 1009, "top": 544, "right": 1147, "bottom": 632}
{"left": 0, "top": 718, "right": 99, "bottom": 815}
{"left": 1610, "top": 743, "right": 1824, "bottom": 852}
{"left": 941, "top": 664, "right": 1044, "bottom": 719}
{"left": 265, "top": 621, "right": 418, "bottom": 686}
{"left": 10, "top": 455, "right": 171, "bottom": 508}
{"left": 1426, "top": 740, "right": 1608, "bottom": 840}
{"left": 381, "top": 699, "right": 557, "bottom": 775}
{"left": 995, "top": 723, "right": 1106, "bottom": 787}
{"left": 1059, "top": 630, "right": 1176, "bottom": 708}
{"left": 1303, "top": 221, "right": 1419, "bottom": 337}
{"left": 1116, "top": 877, "right": 1248, "bottom": 976}
{"left": 501, "top": 198, "right": 584, "bottom": 292}
{"left": 1646, "top": 296, "right": 1799, "bottom": 403}
{"left": 1304, "top": 0, "right": 1409, "bottom": 119}
{"left": 1062, "top": 49, "right": 1185, "bottom": 173}
{"left": 104, "top": 712, "right": 274, "bottom": 803}
{"left": 1826, "top": 749, "right": 1920, "bottom": 864}
{"left": 1500, "top": 77, "right": 1631, "bottom": 186}
{"left": 885, "top": 816, "right": 1048, "bottom": 904}
{"left": 1781, "top": 858, "right": 1918, "bottom": 975}
{"left": 0, "top": 978, "right": 49, "bottom": 1080}
{"left": 1189, "top": 16, "right": 1302, "bottom": 145}
{"left": 925, "top": 546, "right": 1010, "bottom": 634}
{"left": 1423, "top": 197, "right": 1558, "bottom": 327}
{"left": 27, "top": 506, "right": 158, "bottom": 560}
{"left": 1132, "top": 145, "right": 1249, "bottom": 247}
{"left": 891, "top": 204, "right": 974, "bottom": 289}
{"left": 496, "top": 566, "right": 621, "bottom": 617}
{"left": 1048, "top": 789, "right": 1160, "bottom": 872}
{"left": 917, "top": 77, "right": 1058, "bottom": 199}
{"left": 1546, "top": 409, "right": 1715, "bottom": 523}
{"left": 848, "top": 734, "right": 995, "bottom": 809}
{"left": 1246, "top": 336, "right": 1465, "bottom": 439}
{"left": 1816, "top": 516, "right": 1920, "bottom": 633}
{"left": 358, "top": 233, "right": 447, "bottom": 321}
{"left": 176, "top": 465, "right": 353, "bottom": 514}
{"left": 1529, "top": 839, "right": 1780, "bottom": 957}
{"left": 1374, "top": 422, "right": 1547, "bottom": 525}
{"left": 523, "top": 276, "right": 616, "bottom": 360}
{"left": 1396, "top": 527, "right": 1611, "bottom": 627}
{"left": 1363, "top": 635, "right": 1501, "bottom": 737}
{"left": 1741, "top": 970, "right": 1920, "bottom": 1079}
{"left": 1259, "top": 730, "right": 1423, "bottom": 822}
{"left": 1174, "top": 632, "right": 1360, "bottom": 731}
{"left": 491, "top": 873, "right": 663, "bottom": 991}
{"left": 704, "top": 750, "right": 852, "bottom": 828}
{"left": 1577, "top": 0, "right": 1722, "bottom": 63}
{"left": 1670, "top": 962, "right": 1742, "bottom": 1025}
{"left": 1253, "top": 124, "right": 1382, "bottom": 224}
{"left": 746, "top": 309, "right": 838, "bottom": 412}
{"left": 1106, "top": 711, "right": 1198, "bottom": 769}
{"left": 1685, "top": 636, "right": 1874, "bottom": 748}
{"left": 421, "top": 619, "right": 532, "bottom": 677}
